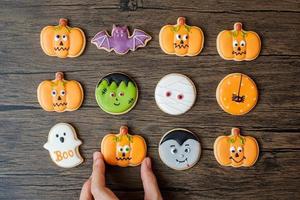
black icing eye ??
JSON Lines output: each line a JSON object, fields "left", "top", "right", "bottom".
{"left": 184, "top": 148, "right": 191, "bottom": 153}
{"left": 56, "top": 134, "right": 59, "bottom": 138}
{"left": 54, "top": 35, "right": 60, "bottom": 41}
{"left": 230, "top": 146, "right": 235, "bottom": 153}
{"left": 171, "top": 148, "right": 177, "bottom": 154}
{"left": 63, "top": 132, "right": 66, "bottom": 136}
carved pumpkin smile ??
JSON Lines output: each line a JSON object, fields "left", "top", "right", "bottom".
{"left": 230, "top": 156, "right": 246, "bottom": 164}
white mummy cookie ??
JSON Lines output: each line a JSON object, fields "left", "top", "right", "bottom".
{"left": 155, "top": 73, "right": 196, "bottom": 115}
{"left": 44, "top": 123, "right": 83, "bottom": 168}
{"left": 159, "top": 128, "right": 201, "bottom": 170}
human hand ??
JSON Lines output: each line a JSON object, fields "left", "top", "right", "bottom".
{"left": 79, "top": 152, "right": 162, "bottom": 200}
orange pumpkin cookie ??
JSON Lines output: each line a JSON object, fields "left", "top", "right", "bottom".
{"left": 159, "top": 17, "right": 204, "bottom": 56}
{"left": 214, "top": 128, "right": 259, "bottom": 168}
{"left": 216, "top": 73, "right": 258, "bottom": 115}
{"left": 37, "top": 72, "right": 84, "bottom": 112}
{"left": 40, "top": 18, "right": 86, "bottom": 58}
{"left": 217, "top": 22, "right": 261, "bottom": 61}
{"left": 101, "top": 126, "right": 147, "bottom": 167}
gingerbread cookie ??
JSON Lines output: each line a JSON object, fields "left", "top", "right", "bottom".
{"left": 216, "top": 73, "right": 258, "bottom": 115}
{"left": 101, "top": 126, "right": 147, "bottom": 167}
{"left": 159, "top": 17, "right": 204, "bottom": 56}
{"left": 37, "top": 72, "right": 84, "bottom": 112}
{"left": 91, "top": 25, "right": 151, "bottom": 55}
{"left": 44, "top": 123, "right": 83, "bottom": 168}
{"left": 217, "top": 22, "right": 261, "bottom": 61}
{"left": 214, "top": 128, "right": 259, "bottom": 167}
{"left": 155, "top": 73, "right": 196, "bottom": 115}
{"left": 95, "top": 73, "right": 138, "bottom": 115}
{"left": 159, "top": 129, "right": 201, "bottom": 170}
{"left": 40, "top": 18, "right": 86, "bottom": 58}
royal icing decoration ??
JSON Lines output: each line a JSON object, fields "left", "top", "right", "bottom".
{"left": 159, "top": 128, "right": 201, "bottom": 170}
{"left": 91, "top": 25, "right": 151, "bottom": 55}
{"left": 37, "top": 72, "right": 84, "bottom": 112}
{"left": 101, "top": 126, "right": 147, "bottom": 167}
{"left": 159, "top": 17, "right": 204, "bottom": 56}
{"left": 44, "top": 123, "right": 83, "bottom": 168}
{"left": 214, "top": 128, "right": 259, "bottom": 168}
{"left": 155, "top": 73, "right": 196, "bottom": 115}
{"left": 217, "top": 22, "right": 261, "bottom": 61}
{"left": 40, "top": 18, "right": 86, "bottom": 58}
{"left": 95, "top": 73, "right": 138, "bottom": 115}
{"left": 216, "top": 73, "right": 258, "bottom": 115}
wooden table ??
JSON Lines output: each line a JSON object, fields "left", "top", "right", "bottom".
{"left": 1, "top": 0, "right": 299, "bottom": 199}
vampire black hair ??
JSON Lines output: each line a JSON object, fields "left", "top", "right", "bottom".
{"left": 160, "top": 129, "right": 199, "bottom": 146}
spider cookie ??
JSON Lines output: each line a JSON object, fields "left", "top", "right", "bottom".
{"left": 44, "top": 123, "right": 83, "bottom": 168}
{"left": 91, "top": 25, "right": 151, "bottom": 55}
{"left": 217, "top": 22, "right": 261, "bottom": 61}
{"left": 214, "top": 128, "right": 259, "bottom": 168}
{"left": 37, "top": 72, "right": 84, "bottom": 112}
{"left": 159, "top": 17, "right": 204, "bottom": 56}
{"left": 40, "top": 18, "right": 86, "bottom": 58}
{"left": 216, "top": 73, "right": 258, "bottom": 115}
{"left": 155, "top": 73, "right": 196, "bottom": 115}
{"left": 159, "top": 128, "right": 201, "bottom": 170}
{"left": 95, "top": 72, "right": 138, "bottom": 115}
{"left": 101, "top": 126, "right": 147, "bottom": 167}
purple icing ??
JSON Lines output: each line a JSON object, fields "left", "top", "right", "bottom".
{"left": 91, "top": 25, "right": 151, "bottom": 54}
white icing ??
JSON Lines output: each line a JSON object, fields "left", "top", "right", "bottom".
{"left": 155, "top": 73, "right": 196, "bottom": 115}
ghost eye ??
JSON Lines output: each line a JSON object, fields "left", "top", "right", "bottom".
{"left": 110, "top": 92, "right": 116, "bottom": 97}
{"left": 119, "top": 92, "right": 124, "bottom": 96}
{"left": 165, "top": 91, "right": 172, "bottom": 97}
{"left": 60, "top": 90, "right": 65, "bottom": 96}
{"left": 232, "top": 40, "right": 238, "bottom": 47}
{"left": 177, "top": 94, "right": 184, "bottom": 100}
{"left": 230, "top": 146, "right": 235, "bottom": 153}
{"left": 62, "top": 35, "right": 68, "bottom": 41}
{"left": 176, "top": 34, "right": 181, "bottom": 40}
{"left": 56, "top": 134, "right": 59, "bottom": 138}
{"left": 184, "top": 148, "right": 191, "bottom": 153}
{"left": 54, "top": 35, "right": 60, "bottom": 41}
{"left": 237, "top": 147, "right": 243, "bottom": 152}
{"left": 183, "top": 34, "right": 188, "bottom": 41}
{"left": 63, "top": 132, "right": 66, "bottom": 136}
{"left": 240, "top": 40, "right": 246, "bottom": 47}
{"left": 51, "top": 90, "right": 57, "bottom": 96}
{"left": 171, "top": 148, "right": 177, "bottom": 154}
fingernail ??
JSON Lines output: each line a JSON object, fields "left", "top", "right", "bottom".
{"left": 93, "top": 152, "right": 100, "bottom": 162}
{"left": 145, "top": 157, "right": 152, "bottom": 169}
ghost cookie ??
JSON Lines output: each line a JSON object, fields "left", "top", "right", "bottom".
{"left": 95, "top": 73, "right": 138, "bottom": 115}
{"left": 159, "top": 128, "right": 201, "bottom": 170}
{"left": 216, "top": 73, "right": 258, "bottom": 115}
{"left": 214, "top": 128, "right": 259, "bottom": 168}
{"left": 44, "top": 123, "right": 83, "bottom": 168}
{"left": 155, "top": 73, "right": 196, "bottom": 115}
{"left": 101, "top": 126, "right": 147, "bottom": 167}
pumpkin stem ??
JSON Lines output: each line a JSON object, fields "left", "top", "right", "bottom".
{"left": 177, "top": 17, "right": 186, "bottom": 25}
{"left": 55, "top": 72, "right": 64, "bottom": 81}
{"left": 231, "top": 128, "right": 240, "bottom": 136}
{"left": 234, "top": 22, "right": 242, "bottom": 31}
{"left": 120, "top": 126, "right": 128, "bottom": 135}
{"left": 59, "top": 18, "right": 68, "bottom": 26}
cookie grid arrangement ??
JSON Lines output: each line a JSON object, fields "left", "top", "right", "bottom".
{"left": 39, "top": 17, "right": 261, "bottom": 169}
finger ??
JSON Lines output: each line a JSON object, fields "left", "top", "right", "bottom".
{"left": 91, "top": 152, "right": 106, "bottom": 189}
{"left": 79, "top": 179, "right": 93, "bottom": 200}
{"left": 141, "top": 157, "right": 163, "bottom": 200}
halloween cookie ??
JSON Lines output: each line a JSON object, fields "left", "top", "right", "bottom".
{"left": 214, "top": 128, "right": 259, "bottom": 168}
{"left": 91, "top": 25, "right": 151, "bottom": 55}
{"left": 155, "top": 73, "right": 196, "bottom": 115}
{"left": 101, "top": 126, "right": 147, "bottom": 167}
{"left": 159, "top": 17, "right": 204, "bottom": 56}
{"left": 37, "top": 72, "right": 84, "bottom": 112}
{"left": 216, "top": 73, "right": 258, "bottom": 115}
{"left": 44, "top": 123, "right": 83, "bottom": 168}
{"left": 159, "top": 128, "right": 201, "bottom": 170}
{"left": 95, "top": 72, "right": 138, "bottom": 115}
{"left": 40, "top": 18, "right": 86, "bottom": 58}
{"left": 217, "top": 22, "right": 261, "bottom": 61}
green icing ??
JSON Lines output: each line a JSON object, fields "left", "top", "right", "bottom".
{"left": 95, "top": 79, "right": 137, "bottom": 114}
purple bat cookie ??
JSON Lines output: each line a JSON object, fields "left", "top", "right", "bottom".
{"left": 91, "top": 25, "right": 152, "bottom": 55}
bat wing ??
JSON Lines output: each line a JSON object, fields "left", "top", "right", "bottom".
{"left": 91, "top": 31, "right": 111, "bottom": 50}
{"left": 129, "top": 29, "right": 151, "bottom": 51}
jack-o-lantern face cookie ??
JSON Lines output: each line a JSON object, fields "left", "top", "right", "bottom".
{"left": 95, "top": 73, "right": 138, "bottom": 115}
{"left": 216, "top": 73, "right": 258, "bottom": 115}
{"left": 155, "top": 73, "right": 196, "bottom": 115}
{"left": 37, "top": 72, "right": 84, "bottom": 112}
{"left": 159, "top": 17, "right": 204, "bottom": 56}
{"left": 217, "top": 22, "right": 261, "bottom": 61}
{"left": 40, "top": 18, "right": 86, "bottom": 58}
{"left": 44, "top": 123, "right": 83, "bottom": 168}
{"left": 101, "top": 126, "right": 147, "bottom": 167}
{"left": 214, "top": 128, "right": 259, "bottom": 167}
{"left": 159, "top": 129, "right": 201, "bottom": 170}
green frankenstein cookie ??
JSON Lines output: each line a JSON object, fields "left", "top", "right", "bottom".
{"left": 95, "top": 73, "right": 138, "bottom": 115}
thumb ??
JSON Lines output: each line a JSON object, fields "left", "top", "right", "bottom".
{"left": 141, "top": 157, "right": 163, "bottom": 200}
{"left": 91, "top": 152, "right": 106, "bottom": 195}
